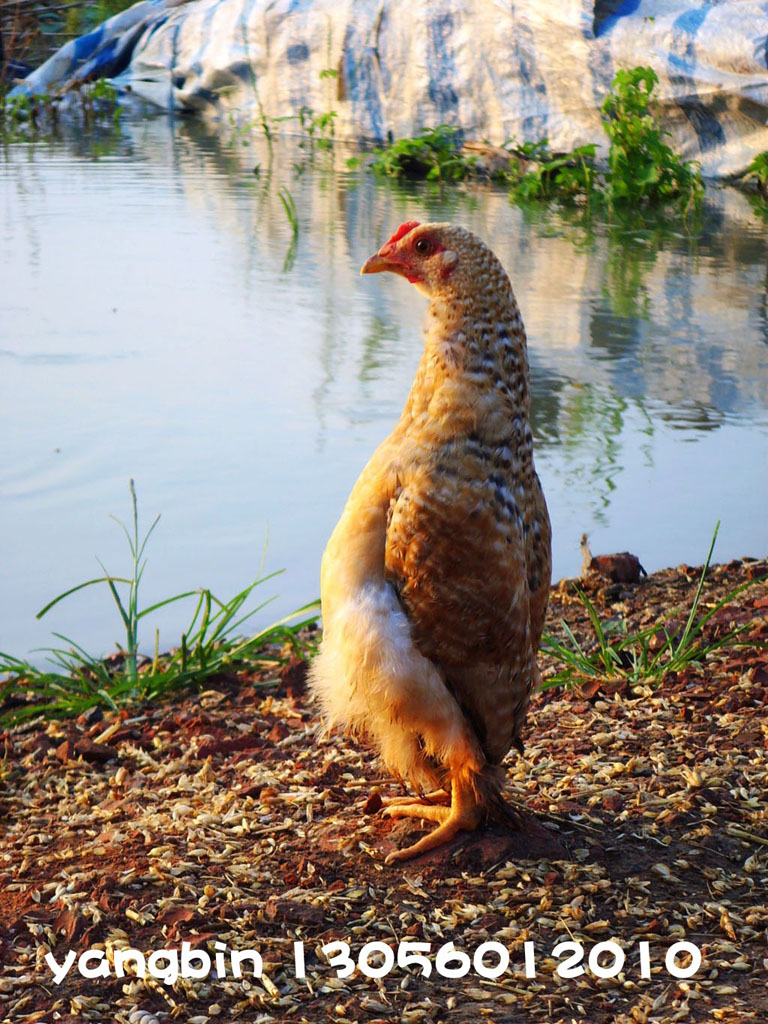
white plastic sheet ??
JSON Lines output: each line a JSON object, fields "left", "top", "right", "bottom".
{"left": 17, "top": 0, "right": 768, "bottom": 177}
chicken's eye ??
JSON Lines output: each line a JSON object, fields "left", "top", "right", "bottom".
{"left": 414, "top": 238, "right": 432, "bottom": 255}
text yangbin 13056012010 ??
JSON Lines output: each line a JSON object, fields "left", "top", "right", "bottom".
{"left": 45, "top": 938, "right": 703, "bottom": 986}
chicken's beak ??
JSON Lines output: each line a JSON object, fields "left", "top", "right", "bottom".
{"left": 360, "top": 252, "right": 393, "bottom": 275}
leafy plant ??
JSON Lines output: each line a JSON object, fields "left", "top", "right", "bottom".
{"left": 1, "top": 80, "right": 121, "bottom": 142}
{"left": 369, "top": 125, "right": 476, "bottom": 182}
{"left": 1, "top": 91, "right": 51, "bottom": 141}
{"left": 507, "top": 67, "right": 704, "bottom": 209}
{"left": 511, "top": 143, "right": 598, "bottom": 203}
{"left": 601, "top": 66, "right": 703, "bottom": 208}
{"left": 297, "top": 105, "right": 338, "bottom": 151}
{"left": 82, "top": 78, "right": 121, "bottom": 126}
{"left": 742, "top": 151, "right": 768, "bottom": 195}
{"left": 0, "top": 482, "right": 319, "bottom": 724}
{"left": 541, "top": 523, "right": 761, "bottom": 689}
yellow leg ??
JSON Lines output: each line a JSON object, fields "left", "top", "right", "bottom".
{"left": 383, "top": 774, "right": 483, "bottom": 864}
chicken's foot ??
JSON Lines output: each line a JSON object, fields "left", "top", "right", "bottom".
{"left": 381, "top": 788, "right": 450, "bottom": 809}
{"left": 383, "top": 776, "right": 482, "bottom": 864}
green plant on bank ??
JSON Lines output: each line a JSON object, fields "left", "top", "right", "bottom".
{"left": 742, "top": 151, "right": 768, "bottom": 195}
{"left": 541, "top": 522, "right": 761, "bottom": 690}
{"left": 601, "top": 66, "right": 703, "bottom": 209}
{"left": 510, "top": 66, "right": 703, "bottom": 207}
{"left": 232, "top": 63, "right": 339, "bottom": 162}
{"left": 369, "top": 125, "right": 477, "bottom": 182}
{"left": 0, "top": 482, "right": 320, "bottom": 725}
{"left": 297, "top": 104, "right": 338, "bottom": 151}
{"left": 1, "top": 80, "right": 121, "bottom": 141}
{"left": 81, "top": 78, "right": 122, "bottom": 126}
{"left": 510, "top": 142, "right": 598, "bottom": 202}
{"left": 0, "top": 90, "right": 52, "bottom": 141}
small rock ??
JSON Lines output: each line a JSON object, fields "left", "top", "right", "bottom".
{"left": 55, "top": 739, "right": 73, "bottom": 763}
{"left": 73, "top": 738, "right": 117, "bottom": 764}
{"left": 278, "top": 656, "right": 308, "bottom": 698}
{"left": 580, "top": 534, "right": 646, "bottom": 583}
{"left": 363, "top": 790, "right": 383, "bottom": 815}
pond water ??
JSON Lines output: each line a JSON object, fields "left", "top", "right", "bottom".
{"left": 2, "top": 118, "right": 768, "bottom": 665}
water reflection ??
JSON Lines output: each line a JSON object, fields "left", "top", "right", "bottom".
{"left": 1, "top": 117, "right": 767, "bottom": 662}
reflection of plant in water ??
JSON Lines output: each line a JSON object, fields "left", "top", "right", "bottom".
{"left": 364, "top": 174, "right": 482, "bottom": 226}
{"left": 602, "top": 231, "right": 656, "bottom": 320}
{"left": 600, "top": 205, "right": 702, "bottom": 319}
{"left": 547, "top": 382, "right": 651, "bottom": 525}
{"left": 358, "top": 315, "right": 401, "bottom": 385}
{"left": 514, "top": 198, "right": 704, "bottom": 321}
{"left": 277, "top": 186, "right": 299, "bottom": 272}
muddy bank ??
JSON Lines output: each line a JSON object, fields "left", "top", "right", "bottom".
{"left": 0, "top": 556, "right": 766, "bottom": 1023}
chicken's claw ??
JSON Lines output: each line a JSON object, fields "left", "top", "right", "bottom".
{"left": 383, "top": 778, "right": 483, "bottom": 863}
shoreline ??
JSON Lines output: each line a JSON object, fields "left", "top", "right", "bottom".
{"left": 1, "top": 555, "right": 766, "bottom": 1020}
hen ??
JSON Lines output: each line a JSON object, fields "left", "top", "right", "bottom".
{"left": 310, "top": 221, "right": 551, "bottom": 863}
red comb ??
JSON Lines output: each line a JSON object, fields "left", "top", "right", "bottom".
{"left": 385, "top": 221, "right": 421, "bottom": 246}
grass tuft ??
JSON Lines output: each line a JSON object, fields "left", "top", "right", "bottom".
{"left": 541, "top": 522, "right": 761, "bottom": 690}
{"left": 0, "top": 482, "right": 319, "bottom": 725}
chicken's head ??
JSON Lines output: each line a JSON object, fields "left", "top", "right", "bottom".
{"left": 361, "top": 221, "right": 481, "bottom": 298}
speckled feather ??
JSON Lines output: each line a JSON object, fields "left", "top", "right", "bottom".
{"left": 310, "top": 223, "right": 551, "bottom": 811}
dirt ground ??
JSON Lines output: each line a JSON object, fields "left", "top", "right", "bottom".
{"left": 1, "top": 557, "right": 767, "bottom": 1024}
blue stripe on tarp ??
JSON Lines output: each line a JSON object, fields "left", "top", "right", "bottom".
{"left": 186, "top": 2, "right": 221, "bottom": 95}
{"left": 72, "top": 26, "right": 106, "bottom": 64}
{"left": 425, "top": 9, "right": 459, "bottom": 117}
{"left": 513, "top": 18, "right": 548, "bottom": 143}
{"left": 586, "top": 1, "right": 619, "bottom": 126}
{"left": 670, "top": 7, "right": 708, "bottom": 75}
{"left": 74, "top": 21, "right": 150, "bottom": 82}
{"left": 669, "top": 4, "right": 726, "bottom": 154}
{"left": 234, "top": 0, "right": 264, "bottom": 106}
{"left": 169, "top": 10, "right": 181, "bottom": 110}
{"left": 595, "top": 0, "right": 643, "bottom": 39}
{"left": 340, "top": 6, "right": 386, "bottom": 142}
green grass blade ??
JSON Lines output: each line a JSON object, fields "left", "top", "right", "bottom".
{"left": 673, "top": 521, "right": 719, "bottom": 656}
{"left": 95, "top": 561, "right": 132, "bottom": 632}
{"left": 137, "top": 590, "right": 202, "bottom": 619}
{"left": 135, "top": 513, "right": 162, "bottom": 566}
{"left": 36, "top": 577, "right": 132, "bottom": 619}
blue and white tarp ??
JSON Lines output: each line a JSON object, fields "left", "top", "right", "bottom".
{"left": 16, "top": 0, "right": 768, "bottom": 178}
